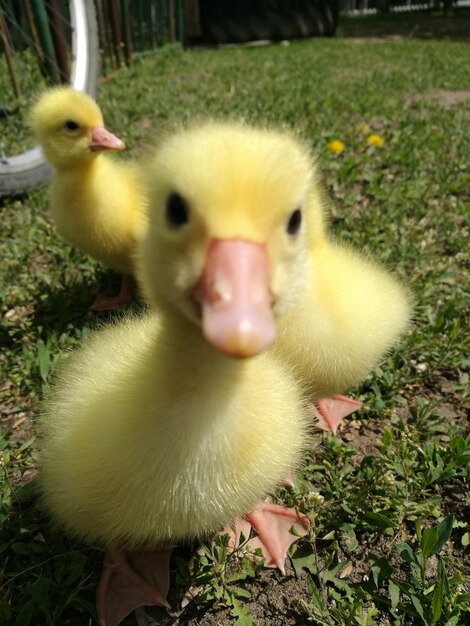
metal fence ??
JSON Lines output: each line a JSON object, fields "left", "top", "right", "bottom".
{"left": 95, "top": 0, "right": 187, "bottom": 70}
{"left": 95, "top": 0, "right": 342, "bottom": 59}
{"left": 340, "top": 1, "right": 456, "bottom": 12}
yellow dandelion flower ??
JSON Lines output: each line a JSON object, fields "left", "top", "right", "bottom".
{"left": 367, "top": 134, "right": 384, "bottom": 148}
{"left": 327, "top": 139, "right": 345, "bottom": 154}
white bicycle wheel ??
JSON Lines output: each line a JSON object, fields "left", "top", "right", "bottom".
{"left": 0, "top": 0, "right": 99, "bottom": 197}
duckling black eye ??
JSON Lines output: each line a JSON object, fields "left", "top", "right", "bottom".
{"left": 166, "top": 193, "right": 189, "bottom": 228}
{"left": 286, "top": 208, "right": 302, "bottom": 236}
{"left": 64, "top": 119, "right": 80, "bottom": 131}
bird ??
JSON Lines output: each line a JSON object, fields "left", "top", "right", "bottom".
{"left": 39, "top": 122, "right": 325, "bottom": 626}
{"left": 31, "top": 87, "right": 147, "bottom": 310}
{"left": 273, "top": 161, "right": 411, "bottom": 433}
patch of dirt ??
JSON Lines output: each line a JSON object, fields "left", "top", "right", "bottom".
{"left": 398, "top": 374, "right": 470, "bottom": 433}
{"left": 0, "top": 385, "right": 35, "bottom": 445}
{"left": 141, "top": 568, "right": 311, "bottom": 626}
{"left": 341, "top": 419, "right": 383, "bottom": 457}
{"left": 244, "top": 570, "right": 312, "bottom": 625}
{"left": 345, "top": 35, "right": 405, "bottom": 43}
{"left": 408, "top": 89, "right": 470, "bottom": 107}
{"left": 334, "top": 66, "right": 373, "bottom": 81}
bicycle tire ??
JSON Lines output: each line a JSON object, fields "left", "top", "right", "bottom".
{"left": 0, "top": 0, "right": 99, "bottom": 197}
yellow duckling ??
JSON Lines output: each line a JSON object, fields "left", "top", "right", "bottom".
{"left": 40, "top": 123, "right": 317, "bottom": 626}
{"left": 31, "top": 87, "right": 147, "bottom": 309}
{"left": 274, "top": 160, "right": 411, "bottom": 432}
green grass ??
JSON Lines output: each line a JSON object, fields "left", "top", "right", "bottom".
{"left": 0, "top": 48, "right": 49, "bottom": 156}
{"left": 1, "top": 28, "right": 469, "bottom": 626}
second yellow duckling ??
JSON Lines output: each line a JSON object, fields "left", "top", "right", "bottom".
{"left": 32, "top": 87, "right": 147, "bottom": 309}
{"left": 274, "top": 159, "right": 411, "bottom": 432}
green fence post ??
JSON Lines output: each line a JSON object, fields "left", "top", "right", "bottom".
{"left": 30, "top": 0, "right": 60, "bottom": 82}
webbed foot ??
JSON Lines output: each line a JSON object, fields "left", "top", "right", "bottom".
{"left": 224, "top": 502, "right": 309, "bottom": 574}
{"left": 96, "top": 545, "right": 172, "bottom": 626}
{"left": 312, "top": 394, "right": 362, "bottom": 434}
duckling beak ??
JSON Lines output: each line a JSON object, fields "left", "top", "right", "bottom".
{"left": 89, "top": 126, "right": 125, "bottom": 152}
{"left": 197, "top": 238, "right": 276, "bottom": 358}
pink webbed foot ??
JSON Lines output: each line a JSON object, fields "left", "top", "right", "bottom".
{"left": 223, "top": 502, "right": 310, "bottom": 574}
{"left": 96, "top": 545, "right": 172, "bottom": 626}
{"left": 90, "top": 274, "right": 135, "bottom": 311}
{"left": 311, "top": 394, "right": 363, "bottom": 435}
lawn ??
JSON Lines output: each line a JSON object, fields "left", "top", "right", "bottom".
{"left": 1, "top": 16, "right": 469, "bottom": 626}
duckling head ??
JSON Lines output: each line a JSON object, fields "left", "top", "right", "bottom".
{"left": 31, "top": 87, "right": 125, "bottom": 169}
{"left": 139, "top": 122, "right": 325, "bottom": 358}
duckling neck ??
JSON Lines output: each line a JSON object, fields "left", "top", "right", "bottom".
{"left": 52, "top": 152, "right": 102, "bottom": 174}
{"left": 159, "top": 314, "right": 248, "bottom": 382}
{"left": 51, "top": 155, "right": 104, "bottom": 199}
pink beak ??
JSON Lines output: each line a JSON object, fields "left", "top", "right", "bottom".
{"left": 89, "top": 126, "right": 125, "bottom": 152}
{"left": 195, "top": 239, "right": 276, "bottom": 358}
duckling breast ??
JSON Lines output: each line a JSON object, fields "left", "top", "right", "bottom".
{"left": 40, "top": 317, "right": 310, "bottom": 547}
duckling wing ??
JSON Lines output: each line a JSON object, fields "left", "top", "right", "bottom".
{"left": 96, "top": 546, "right": 171, "bottom": 626}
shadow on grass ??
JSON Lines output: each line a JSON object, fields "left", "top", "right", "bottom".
{"left": 33, "top": 280, "right": 96, "bottom": 335}
{"left": 31, "top": 269, "right": 142, "bottom": 339}
{"left": 0, "top": 277, "right": 98, "bottom": 355}
{"left": 337, "top": 8, "right": 470, "bottom": 41}
{"left": 0, "top": 480, "right": 101, "bottom": 625}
